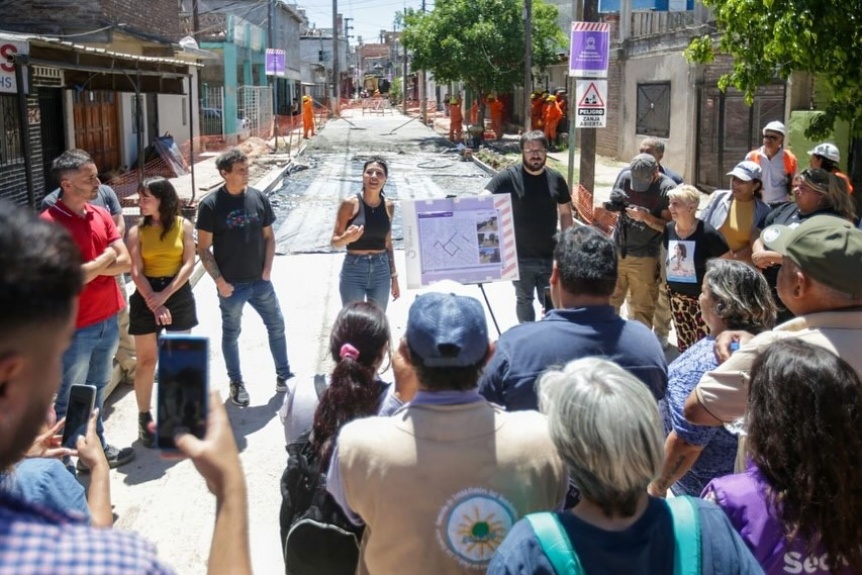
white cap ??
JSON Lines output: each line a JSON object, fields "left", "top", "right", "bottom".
{"left": 762, "top": 121, "right": 786, "bottom": 137}
{"left": 807, "top": 143, "right": 840, "bottom": 163}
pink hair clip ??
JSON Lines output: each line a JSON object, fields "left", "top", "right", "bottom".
{"left": 339, "top": 343, "right": 360, "bottom": 361}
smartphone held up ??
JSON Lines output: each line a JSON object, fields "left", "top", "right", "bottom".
{"left": 62, "top": 384, "right": 96, "bottom": 449}
{"left": 157, "top": 335, "right": 209, "bottom": 451}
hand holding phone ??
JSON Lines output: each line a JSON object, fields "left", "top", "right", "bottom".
{"left": 157, "top": 335, "right": 209, "bottom": 451}
{"left": 61, "top": 384, "right": 97, "bottom": 450}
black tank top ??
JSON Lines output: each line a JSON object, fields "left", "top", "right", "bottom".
{"left": 347, "top": 193, "right": 390, "bottom": 251}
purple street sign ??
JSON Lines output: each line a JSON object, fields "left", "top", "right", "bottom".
{"left": 266, "top": 49, "right": 285, "bottom": 76}
{"left": 569, "top": 22, "right": 610, "bottom": 78}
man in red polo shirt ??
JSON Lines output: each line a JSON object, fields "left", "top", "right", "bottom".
{"left": 40, "top": 149, "right": 135, "bottom": 470}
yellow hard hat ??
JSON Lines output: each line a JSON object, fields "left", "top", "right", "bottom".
{"left": 302, "top": 95, "right": 310, "bottom": 101}
{"left": 449, "top": 98, "right": 458, "bottom": 104}
{"left": 487, "top": 94, "right": 494, "bottom": 99}
{"left": 546, "top": 95, "right": 556, "bottom": 102}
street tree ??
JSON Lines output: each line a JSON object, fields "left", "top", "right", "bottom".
{"left": 685, "top": 0, "right": 862, "bottom": 138}
{"left": 401, "top": 0, "right": 566, "bottom": 129}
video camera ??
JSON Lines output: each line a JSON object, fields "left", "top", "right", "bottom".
{"left": 603, "top": 189, "right": 630, "bottom": 213}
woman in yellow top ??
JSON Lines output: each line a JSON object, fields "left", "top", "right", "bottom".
{"left": 699, "top": 161, "right": 772, "bottom": 265}
{"left": 127, "top": 177, "right": 198, "bottom": 447}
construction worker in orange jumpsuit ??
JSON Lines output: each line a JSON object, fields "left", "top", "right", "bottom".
{"left": 543, "top": 95, "right": 562, "bottom": 148}
{"left": 487, "top": 94, "right": 504, "bottom": 140}
{"left": 448, "top": 97, "right": 463, "bottom": 143}
{"left": 530, "top": 93, "right": 545, "bottom": 131}
{"left": 302, "top": 95, "right": 315, "bottom": 139}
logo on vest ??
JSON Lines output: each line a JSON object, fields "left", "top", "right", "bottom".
{"left": 436, "top": 487, "right": 517, "bottom": 568}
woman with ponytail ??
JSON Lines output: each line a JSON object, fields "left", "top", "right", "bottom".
{"left": 279, "top": 301, "right": 414, "bottom": 451}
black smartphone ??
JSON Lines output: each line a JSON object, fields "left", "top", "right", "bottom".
{"left": 157, "top": 335, "right": 209, "bottom": 451}
{"left": 62, "top": 384, "right": 96, "bottom": 449}
{"left": 543, "top": 286, "right": 555, "bottom": 311}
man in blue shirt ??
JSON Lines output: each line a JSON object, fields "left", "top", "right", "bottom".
{"left": 478, "top": 226, "right": 667, "bottom": 411}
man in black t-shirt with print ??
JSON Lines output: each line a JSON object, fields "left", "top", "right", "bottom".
{"left": 196, "top": 149, "right": 295, "bottom": 407}
{"left": 484, "top": 131, "right": 573, "bottom": 322}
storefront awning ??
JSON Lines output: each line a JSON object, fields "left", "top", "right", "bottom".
{"left": 1, "top": 32, "right": 200, "bottom": 95}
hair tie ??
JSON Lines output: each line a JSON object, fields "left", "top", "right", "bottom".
{"left": 339, "top": 343, "right": 360, "bottom": 361}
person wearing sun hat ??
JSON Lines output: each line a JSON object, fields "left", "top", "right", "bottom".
{"left": 808, "top": 142, "right": 853, "bottom": 194}
{"left": 700, "top": 160, "right": 771, "bottom": 265}
{"left": 684, "top": 215, "right": 862, "bottom": 427}
{"left": 326, "top": 292, "right": 567, "bottom": 575}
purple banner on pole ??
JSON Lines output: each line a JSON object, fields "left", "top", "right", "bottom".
{"left": 568, "top": 22, "right": 610, "bottom": 78}
{"left": 266, "top": 49, "right": 285, "bottom": 76}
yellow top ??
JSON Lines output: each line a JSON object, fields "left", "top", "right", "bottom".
{"left": 719, "top": 199, "right": 755, "bottom": 252}
{"left": 139, "top": 216, "right": 184, "bottom": 277}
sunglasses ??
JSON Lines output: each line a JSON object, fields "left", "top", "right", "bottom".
{"left": 763, "top": 134, "right": 781, "bottom": 142}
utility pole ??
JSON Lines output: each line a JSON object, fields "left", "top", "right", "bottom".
{"left": 345, "top": 18, "right": 354, "bottom": 97}
{"left": 578, "top": 0, "right": 598, "bottom": 197}
{"left": 419, "top": 0, "right": 427, "bottom": 125}
{"left": 523, "top": 0, "right": 532, "bottom": 133}
{"left": 332, "top": 1, "right": 340, "bottom": 114}
{"left": 268, "top": 0, "right": 278, "bottom": 149}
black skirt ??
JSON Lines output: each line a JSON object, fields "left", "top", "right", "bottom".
{"left": 129, "top": 276, "right": 198, "bottom": 335}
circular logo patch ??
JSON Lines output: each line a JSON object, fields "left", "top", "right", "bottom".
{"left": 436, "top": 487, "right": 517, "bottom": 568}
{"left": 761, "top": 226, "right": 782, "bottom": 244}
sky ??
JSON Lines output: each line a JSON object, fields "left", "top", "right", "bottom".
{"left": 294, "top": 0, "right": 431, "bottom": 45}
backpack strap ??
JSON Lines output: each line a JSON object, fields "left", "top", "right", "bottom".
{"left": 666, "top": 495, "right": 702, "bottom": 575}
{"left": 525, "top": 513, "right": 585, "bottom": 575}
{"left": 312, "top": 374, "right": 327, "bottom": 399}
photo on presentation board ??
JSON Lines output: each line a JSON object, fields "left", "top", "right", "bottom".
{"left": 401, "top": 195, "right": 520, "bottom": 289}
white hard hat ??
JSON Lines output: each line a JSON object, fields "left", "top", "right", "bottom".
{"left": 807, "top": 142, "right": 840, "bottom": 163}
{"left": 762, "top": 121, "right": 786, "bottom": 137}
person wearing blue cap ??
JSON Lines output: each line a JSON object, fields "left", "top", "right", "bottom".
{"left": 326, "top": 292, "right": 568, "bottom": 575}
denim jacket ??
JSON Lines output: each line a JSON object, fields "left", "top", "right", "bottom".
{"left": 700, "top": 190, "right": 771, "bottom": 237}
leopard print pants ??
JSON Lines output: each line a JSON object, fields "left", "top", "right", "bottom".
{"left": 667, "top": 287, "right": 707, "bottom": 353}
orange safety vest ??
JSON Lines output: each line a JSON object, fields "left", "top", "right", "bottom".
{"left": 746, "top": 148, "right": 798, "bottom": 177}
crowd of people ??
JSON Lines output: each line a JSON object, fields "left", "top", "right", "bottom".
{"left": 1, "top": 119, "right": 861, "bottom": 575}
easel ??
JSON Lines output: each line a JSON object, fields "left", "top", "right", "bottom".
{"left": 476, "top": 283, "right": 502, "bottom": 337}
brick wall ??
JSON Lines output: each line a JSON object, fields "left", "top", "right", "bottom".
{"left": 597, "top": 59, "right": 623, "bottom": 158}
{"left": 102, "top": 0, "right": 180, "bottom": 41}
{"left": 0, "top": 96, "right": 45, "bottom": 207}
{"left": 0, "top": 0, "right": 177, "bottom": 42}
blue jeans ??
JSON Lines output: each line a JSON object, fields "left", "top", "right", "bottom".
{"left": 339, "top": 253, "right": 391, "bottom": 311}
{"left": 55, "top": 316, "right": 119, "bottom": 448}
{"left": 218, "top": 279, "right": 291, "bottom": 383}
{"left": 513, "top": 258, "right": 553, "bottom": 323}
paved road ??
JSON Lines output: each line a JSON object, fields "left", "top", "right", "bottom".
{"left": 101, "top": 109, "right": 531, "bottom": 574}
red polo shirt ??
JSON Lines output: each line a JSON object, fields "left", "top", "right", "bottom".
{"left": 41, "top": 202, "right": 124, "bottom": 329}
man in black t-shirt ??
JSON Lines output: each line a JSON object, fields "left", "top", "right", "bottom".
{"left": 196, "top": 149, "right": 294, "bottom": 407}
{"left": 609, "top": 154, "right": 674, "bottom": 330}
{"left": 484, "top": 131, "right": 573, "bottom": 322}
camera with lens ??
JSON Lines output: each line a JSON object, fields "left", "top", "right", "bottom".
{"left": 603, "top": 189, "right": 630, "bottom": 213}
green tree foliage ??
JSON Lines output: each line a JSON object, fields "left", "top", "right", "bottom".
{"left": 685, "top": 0, "right": 862, "bottom": 137}
{"left": 401, "top": 0, "right": 566, "bottom": 114}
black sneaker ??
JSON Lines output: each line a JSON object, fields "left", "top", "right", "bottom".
{"left": 275, "top": 372, "right": 296, "bottom": 393}
{"left": 230, "top": 380, "right": 250, "bottom": 407}
{"left": 139, "top": 412, "right": 155, "bottom": 448}
{"left": 77, "top": 444, "right": 135, "bottom": 473}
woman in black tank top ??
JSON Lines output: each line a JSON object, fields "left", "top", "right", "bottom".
{"left": 330, "top": 158, "right": 400, "bottom": 310}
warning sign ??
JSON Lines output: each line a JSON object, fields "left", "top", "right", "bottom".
{"left": 575, "top": 79, "right": 607, "bottom": 128}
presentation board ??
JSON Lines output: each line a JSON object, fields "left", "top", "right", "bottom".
{"left": 402, "top": 195, "right": 520, "bottom": 289}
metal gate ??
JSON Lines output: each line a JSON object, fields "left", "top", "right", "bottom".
{"left": 200, "top": 85, "right": 225, "bottom": 138}
{"left": 238, "top": 85, "right": 273, "bottom": 140}
{"left": 695, "top": 84, "right": 785, "bottom": 191}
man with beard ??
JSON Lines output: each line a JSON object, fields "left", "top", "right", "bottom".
{"left": 484, "top": 131, "right": 573, "bottom": 322}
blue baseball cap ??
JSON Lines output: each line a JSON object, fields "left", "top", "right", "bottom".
{"left": 406, "top": 293, "right": 489, "bottom": 367}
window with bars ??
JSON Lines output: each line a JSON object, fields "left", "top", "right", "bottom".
{"left": 636, "top": 82, "right": 671, "bottom": 138}
{"left": 0, "top": 95, "right": 23, "bottom": 167}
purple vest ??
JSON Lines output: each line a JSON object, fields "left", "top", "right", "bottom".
{"left": 704, "top": 467, "right": 853, "bottom": 574}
